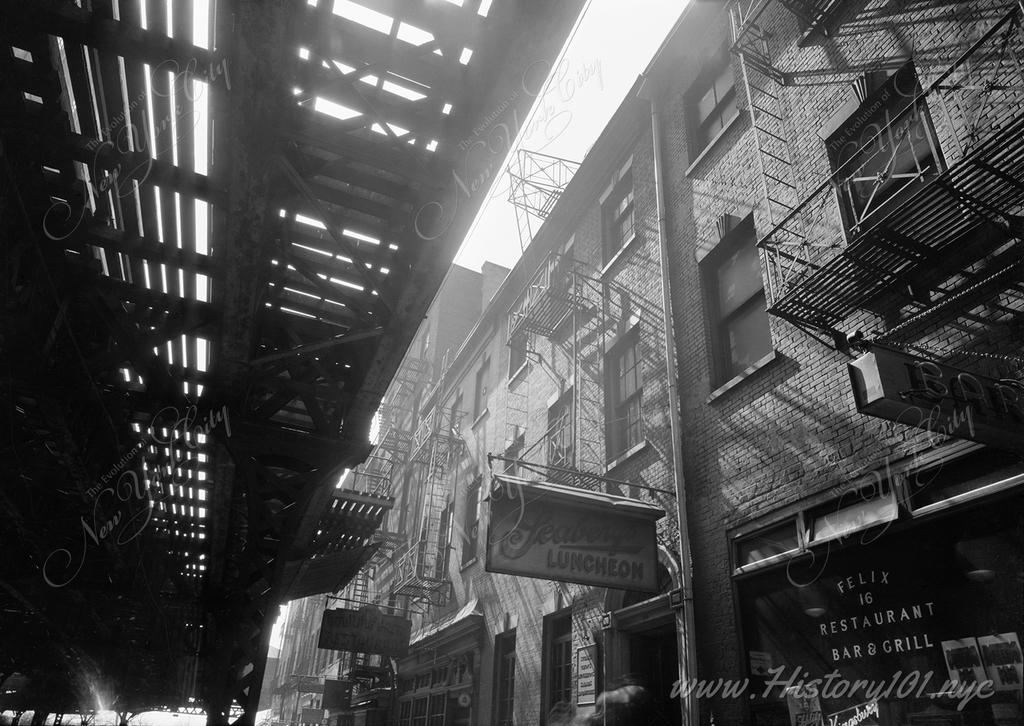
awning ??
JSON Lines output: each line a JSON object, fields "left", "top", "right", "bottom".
{"left": 409, "top": 598, "right": 484, "bottom": 649}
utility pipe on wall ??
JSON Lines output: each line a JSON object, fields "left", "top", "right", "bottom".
{"left": 637, "top": 73, "right": 700, "bottom": 726}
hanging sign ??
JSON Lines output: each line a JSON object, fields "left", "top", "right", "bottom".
{"left": 485, "top": 476, "right": 664, "bottom": 592}
{"left": 318, "top": 606, "right": 412, "bottom": 657}
{"left": 848, "top": 346, "right": 1024, "bottom": 451}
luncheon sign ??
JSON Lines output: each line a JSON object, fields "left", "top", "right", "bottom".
{"left": 485, "top": 476, "right": 664, "bottom": 592}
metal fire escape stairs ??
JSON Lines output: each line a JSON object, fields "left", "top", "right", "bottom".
{"left": 742, "top": 2, "right": 1024, "bottom": 359}
{"left": 731, "top": 0, "right": 805, "bottom": 330}
{"left": 505, "top": 148, "right": 628, "bottom": 491}
{"left": 392, "top": 399, "right": 462, "bottom": 607}
{"left": 367, "top": 355, "right": 425, "bottom": 572}
{"left": 505, "top": 251, "right": 625, "bottom": 493}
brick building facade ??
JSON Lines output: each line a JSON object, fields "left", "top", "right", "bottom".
{"left": 648, "top": 1, "right": 1024, "bottom": 724}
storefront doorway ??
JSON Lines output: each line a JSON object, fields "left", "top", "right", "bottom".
{"left": 628, "top": 622, "right": 682, "bottom": 726}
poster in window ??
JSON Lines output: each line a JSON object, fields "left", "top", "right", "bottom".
{"left": 941, "top": 637, "right": 987, "bottom": 686}
{"left": 577, "top": 644, "right": 598, "bottom": 705}
{"left": 749, "top": 650, "right": 773, "bottom": 677}
{"left": 825, "top": 700, "right": 879, "bottom": 726}
{"left": 978, "top": 632, "right": 1023, "bottom": 691}
{"left": 784, "top": 685, "right": 822, "bottom": 726}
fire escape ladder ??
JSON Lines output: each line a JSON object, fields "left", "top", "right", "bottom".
{"left": 504, "top": 365, "right": 530, "bottom": 454}
{"left": 731, "top": 3, "right": 802, "bottom": 309}
{"left": 571, "top": 275, "right": 618, "bottom": 490}
{"left": 349, "top": 568, "right": 371, "bottom": 605}
{"left": 393, "top": 404, "right": 458, "bottom": 606}
{"left": 506, "top": 252, "right": 622, "bottom": 491}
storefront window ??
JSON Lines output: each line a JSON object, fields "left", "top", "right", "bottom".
{"left": 736, "top": 501, "right": 1022, "bottom": 726}
{"left": 736, "top": 519, "right": 801, "bottom": 570}
{"left": 427, "top": 693, "right": 446, "bottom": 726}
{"left": 807, "top": 484, "right": 897, "bottom": 547}
{"left": 411, "top": 696, "right": 428, "bottom": 726}
{"left": 907, "top": 448, "right": 1024, "bottom": 513}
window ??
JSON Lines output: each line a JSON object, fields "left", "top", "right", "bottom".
{"left": 735, "top": 519, "right": 801, "bottom": 570}
{"left": 494, "top": 630, "right": 516, "bottom": 726}
{"left": 508, "top": 329, "right": 528, "bottom": 378}
{"left": 460, "top": 475, "right": 481, "bottom": 566}
{"left": 503, "top": 427, "right": 525, "bottom": 477}
{"left": 602, "top": 168, "right": 634, "bottom": 262}
{"left": 411, "top": 697, "right": 428, "bottom": 726}
{"left": 420, "top": 328, "right": 431, "bottom": 359}
{"left": 427, "top": 694, "right": 446, "bottom": 726}
{"left": 547, "top": 390, "right": 574, "bottom": 470}
{"left": 701, "top": 216, "right": 772, "bottom": 384}
{"left": 606, "top": 333, "right": 642, "bottom": 459}
{"left": 826, "top": 61, "right": 941, "bottom": 233}
{"left": 544, "top": 612, "right": 573, "bottom": 722}
{"left": 435, "top": 500, "right": 454, "bottom": 579}
{"left": 449, "top": 391, "right": 463, "bottom": 438}
{"left": 689, "top": 47, "right": 738, "bottom": 153}
{"left": 473, "top": 354, "right": 490, "bottom": 418}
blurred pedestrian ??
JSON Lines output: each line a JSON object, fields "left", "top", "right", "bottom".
{"left": 585, "top": 680, "right": 667, "bottom": 725}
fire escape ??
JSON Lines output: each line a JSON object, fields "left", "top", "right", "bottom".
{"left": 731, "top": 1, "right": 1024, "bottom": 359}
{"left": 503, "top": 147, "right": 639, "bottom": 491}
{"left": 391, "top": 386, "right": 462, "bottom": 607}
{"left": 505, "top": 250, "right": 625, "bottom": 491}
{"left": 367, "top": 355, "right": 428, "bottom": 569}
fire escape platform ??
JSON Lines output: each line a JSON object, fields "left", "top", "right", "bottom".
{"left": 507, "top": 252, "right": 589, "bottom": 339}
{"left": 283, "top": 488, "right": 392, "bottom": 599}
{"left": 765, "top": 112, "right": 1024, "bottom": 334}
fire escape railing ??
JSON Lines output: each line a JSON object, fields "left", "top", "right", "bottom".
{"left": 756, "top": 5, "right": 1024, "bottom": 335}
{"left": 507, "top": 251, "right": 588, "bottom": 340}
{"left": 391, "top": 403, "right": 462, "bottom": 605}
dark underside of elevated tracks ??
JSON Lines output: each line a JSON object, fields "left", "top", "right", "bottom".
{"left": 0, "top": 0, "right": 583, "bottom": 722}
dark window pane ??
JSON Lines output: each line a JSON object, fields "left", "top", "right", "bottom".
{"left": 724, "top": 296, "right": 773, "bottom": 375}
{"left": 692, "top": 54, "right": 736, "bottom": 149}
{"left": 604, "top": 174, "right": 634, "bottom": 260}
{"left": 716, "top": 241, "right": 763, "bottom": 318}
{"left": 736, "top": 520, "right": 800, "bottom": 567}
{"left": 697, "top": 85, "right": 718, "bottom": 123}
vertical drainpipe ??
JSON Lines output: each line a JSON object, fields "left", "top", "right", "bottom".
{"left": 637, "top": 73, "right": 699, "bottom": 726}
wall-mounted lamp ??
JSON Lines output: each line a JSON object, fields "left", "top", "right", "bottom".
{"left": 955, "top": 536, "right": 998, "bottom": 583}
{"left": 798, "top": 587, "right": 828, "bottom": 618}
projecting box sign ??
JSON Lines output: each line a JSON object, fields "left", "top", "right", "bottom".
{"left": 317, "top": 606, "right": 412, "bottom": 657}
{"left": 485, "top": 476, "right": 664, "bottom": 592}
{"left": 322, "top": 679, "right": 354, "bottom": 710}
{"left": 849, "top": 346, "right": 1024, "bottom": 451}
{"left": 301, "top": 708, "right": 324, "bottom": 724}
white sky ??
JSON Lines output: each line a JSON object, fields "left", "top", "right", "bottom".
{"left": 453, "top": 0, "right": 690, "bottom": 272}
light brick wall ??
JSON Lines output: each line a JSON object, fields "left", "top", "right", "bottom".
{"left": 658, "top": 2, "right": 1021, "bottom": 723}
